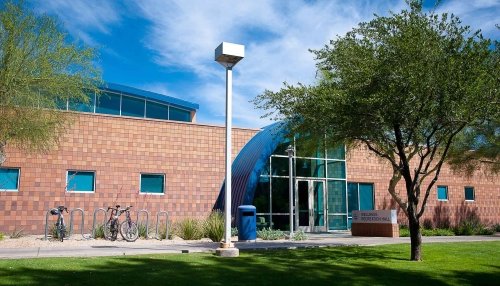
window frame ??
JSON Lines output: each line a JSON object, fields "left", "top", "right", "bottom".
{"left": 0, "top": 167, "right": 20, "bottom": 192}
{"left": 140, "top": 173, "right": 165, "bottom": 195}
{"left": 437, "top": 185, "right": 448, "bottom": 201}
{"left": 464, "top": 186, "right": 475, "bottom": 202}
{"left": 66, "top": 170, "right": 96, "bottom": 193}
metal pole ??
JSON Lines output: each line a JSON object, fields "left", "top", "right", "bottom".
{"left": 288, "top": 146, "right": 294, "bottom": 237}
{"left": 224, "top": 66, "right": 233, "bottom": 246}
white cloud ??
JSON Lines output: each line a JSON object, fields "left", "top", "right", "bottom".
{"left": 32, "top": 0, "right": 122, "bottom": 45}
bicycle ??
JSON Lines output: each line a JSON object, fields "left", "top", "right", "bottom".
{"left": 50, "top": 206, "right": 68, "bottom": 242}
{"left": 104, "top": 205, "right": 139, "bottom": 242}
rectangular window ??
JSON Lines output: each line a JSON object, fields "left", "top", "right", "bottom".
{"left": 169, "top": 106, "right": 191, "bottom": 122}
{"left": 464, "top": 187, "right": 475, "bottom": 201}
{"left": 146, "top": 101, "right": 169, "bottom": 120}
{"left": 96, "top": 92, "right": 120, "bottom": 115}
{"left": 122, "top": 95, "right": 145, "bottom": 118}
{"left": 140, "top": 174, "right": 165, "bottom": 194}
{"left": 437, "top": 185, "right": 448, "bottom": 201}
{"left": 0, "top": 168, "right": 20, "bottom": 191}
{"left": 68, "top": 92, "right": 95, "bottom": 112}
{"left": 66, "top": 171, "right": 95, "bottom": 192}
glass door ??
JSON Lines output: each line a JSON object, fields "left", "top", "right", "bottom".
{"left": 296, "top": 180, "right": 326, "bottom": 232}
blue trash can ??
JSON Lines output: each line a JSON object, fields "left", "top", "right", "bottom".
{"left": 238, "top": 205, "right": 256, "bottom": 241}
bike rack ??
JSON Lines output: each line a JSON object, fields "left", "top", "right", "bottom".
{"left": 155, "top": 211, "right": 169, "bottom": 240}
{"left": 44, "top": 208, "right": 58, "bottom": 240}
{"left": 91, "top": 208, "right": 108, "bottom": 239}
{"left": 69, "top": 208, "right": 89, "bottom": 240}
{"left": 136, "top": 209, "right": 150, "bottom": 239}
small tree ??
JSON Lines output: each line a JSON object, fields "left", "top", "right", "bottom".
{"left": 0, "top": 1, "right": 101, "bottom": 163}
{"left": 254, "top": 1, "right": 498, "bottom": 261}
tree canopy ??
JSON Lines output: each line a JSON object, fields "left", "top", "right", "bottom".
{"left": 0, "top": 1, "right": 101, "bottom": 163}
{"left": 254, "top": 1, "right": 499, "bottom": 261}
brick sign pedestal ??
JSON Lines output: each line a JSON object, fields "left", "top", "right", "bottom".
{"left": 351, "top": 210, "right": 399, "bottom": 237}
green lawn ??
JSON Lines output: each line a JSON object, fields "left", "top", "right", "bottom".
{"left": 1, "top": 242, "right": 499, "bottom": 286}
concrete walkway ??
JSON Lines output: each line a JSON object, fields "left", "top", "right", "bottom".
{"left": 0, "top": 233, "right": 498, "bottom": 259}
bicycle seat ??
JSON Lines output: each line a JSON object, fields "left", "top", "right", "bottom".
{"left": 116, "top": 205, "right": 120, "bottom": 208}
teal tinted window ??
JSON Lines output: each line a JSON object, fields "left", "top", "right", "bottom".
{"left": 0, "top": 168, "right": 20, "bottom": 191}
{"left": 327, "top": 146, "right": 345, "bottom": 160}
{"left": 464, "top": 187, "right": 474, "bottom": 201}
{"left": 69, "top": 93, "right": 94, "bottom": 112}
{"left": 96, "top": 92, "right": 120, "bottom": 115}
{"left": 55, "top": 98, "right": 68, "bottom": 110}
{"left": 140, "top": 174, "right": 164, "bottom": 194}
{"left": 169, "top": 106, "right": 191, "bottom": 122}
{"left": 271, "top": 177, "right": 289, "bottom": 213}
{"left": 329, "top": 215, "right": 347, "bottom": 230}
{"left": 328, "top": 180, "right": 346, "bottom": 213}
{"left": 254, "top": 177, "right": 270, "bottom": 213}
{"left": 296, "top": 158, "right": 325, "bottom": 178}
{"left": 437, "top": 186, "right": 448, "bottom": 200}
{"left": 327, "top": 161, "right": 346, "bottom": 179}
{"left": 67, "top": 171, "right": 95, "bottom": 192}
{"left": 359, "top": 183, "right": 374, "bottom": 210}
{"left": 347, "top": 183, "right": 359, "bottom": 216}
{"left": 271, "top": 156, "right": 289, "bottom": 176}
{"left": 146, "top": 101, "right": 169, "bottom": 120}
{"left": 122, "top": 95, "right": 145, "bottom": 117}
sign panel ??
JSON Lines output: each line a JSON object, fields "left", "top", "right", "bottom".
{"left": 352, "top": 210, "right": 397, "bottom": 224}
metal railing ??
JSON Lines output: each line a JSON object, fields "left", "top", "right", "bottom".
{"left": 136, "top": 209, "right": 150, "bottom": 239}
{"left": 155, "top": 211, "right": 169, "bottom": 240}
{"left": 69, "top": 208, "right": 89, "bottom": 240}
{"left": 44, "top": 208, "right": 58, "bottom": 240}
{"left": 91, "top": 208, "right": 108, "bottom": 239}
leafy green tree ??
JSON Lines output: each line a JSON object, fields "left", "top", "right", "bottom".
{"left": 254, "top": 1, "right": 499, "bottom": 261}
{"left": 0, "top": 1, "right": 101, "bottom": 163}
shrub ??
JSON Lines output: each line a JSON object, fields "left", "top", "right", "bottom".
{"left": 399, "top": 226, "right": 410, "bottom": 237}
{"left": 422, "top": 218, "right": 434, "bottom": 230}
{"left": 156, "top": 223, "right": 169, "bottom": 240}
{"left": 453, "top": 215, "right": 493, "bottom": 236}
{"left": 292, "top": 230, "right": 308, "bottom": 241}
{"left": 492, "top": 223, "right": 500, "bottom": 232}
{"left": 0, "top": 232, "right": 4, "bottom": 241}
{"left": 175, "top": 218, "right": 203, "bottom": 240}
{"left": 422, "top": 228, "right": 454, "bottom": 236}
{"left": 10, "top": 227, "right": 25, "bottom": 239}
{"left": 257, "top": 228, "right": 285, "bottom": 240}
{"left": 231, "top": 227, "right": 238, "bottom": 237}
{"left": 203, "top": 211, "right": 224, "bottom": 242}
{"left": 137, "top": 222, "right": 149, "bottom": 239}
{"left": 92, "top": 224, "right": 105, "bottom": 239}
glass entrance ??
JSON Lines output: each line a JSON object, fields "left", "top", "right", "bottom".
{"left": 296, "top": 180, "right": 326, "bottom": 232}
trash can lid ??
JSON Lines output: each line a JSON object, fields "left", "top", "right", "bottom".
{"left": 238, "top": 205, "right": 256, "bottom": 210}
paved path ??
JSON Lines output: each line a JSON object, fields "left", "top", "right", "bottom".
{"left": 0, "top": 234, "right": 498, "bottom": 259}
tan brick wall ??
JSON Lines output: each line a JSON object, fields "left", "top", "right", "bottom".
{"left": 347, "top": 145, "right": 500, "bottom": 227}
{"left": 0, "top": 113, "right": 258, "bottom": 234}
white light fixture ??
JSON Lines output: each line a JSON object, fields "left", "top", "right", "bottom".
{"left": 214, "top": 42, "right": 244, "bottom": 257}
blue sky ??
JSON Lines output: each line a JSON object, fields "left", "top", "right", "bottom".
{"left": 30, "top": 0, "right": 499, "bottom": 128}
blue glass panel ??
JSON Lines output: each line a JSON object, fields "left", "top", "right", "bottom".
{"left": 0, "top": 168, "right": 19, "bottom": 190}
{"left": 296, "top": 158, "right": 325, "bottom": 178}
{"left": 169, "top": 106, "right": 191, "bottom": 122}
{"left": 465, "top": 187, "right": 474, "bottom": 201}
{"left": 314, "top": 181, "right": 324, "bottom": 226}
{"left": 254, "top": 177, "right": 270, "bottom": 213}
{"left": 122, "top": 95, "right": 145, "bottom": 117}
{"left": 55, "top": 98, "right": 68, "bottom": 110}
{"left": 271, "top": 156, "right": 289, "bottom": 176}
{"left": 271, "top": 177, "right": 289, "bottom": 213}
{"left": 67, "top": 171, "right": 94, "bottom": 192}
{"left": 328, "top": 180, "right": 346, "bottom": 213}
{"left": 327, "top": 161, "right": 346, "bottom": 179}
{"left": 327, "top": 146, "right": 345, "bottom": 160}
{"left": 359, "top": 183, "right": 374, "bottom": 210}
{"left": 141, "top": 174, "right": 164, "bottom": 193}
{"left": 69, "top": 93, "right": 94, "bottom": 112}
{"left": 96, "top": 92, "right": 120, "bottom": 115}
{"left": 437, "top": 186, "right": 448, "bottom": 200}
{"left": 347, "top": 182, "right": 359, "bottom": 215}
{"left": 328, "top": 215, "right": 347, "bottom": 230}
{"left": 146, "top": 101, "right": 169, "bottom": 120}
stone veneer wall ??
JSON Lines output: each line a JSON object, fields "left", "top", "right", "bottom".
{"left": 346, "top": 145, "right": 499, "bottom": 227}
{"left": 0, "top": 113, "right": 258, "bottom": 234}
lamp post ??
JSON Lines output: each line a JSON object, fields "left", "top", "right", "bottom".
{"left": 214, "top": 42, "right": 244, "bottom": 257}
{"left": 286, "top": 145, "right": 294, "bottom": 237}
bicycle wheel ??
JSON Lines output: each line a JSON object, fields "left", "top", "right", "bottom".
{"left": 104, "top": 220, "right": 118, "bottom": 241}
{"left": 120, "top": 221, "right": 139, "bottom": 242}
{"left": 57, "top": 223, "right": 66, "bottom": 242}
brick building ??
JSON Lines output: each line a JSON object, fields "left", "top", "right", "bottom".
{"left": 0, "top": 84, "right": 498, "bottom": 234}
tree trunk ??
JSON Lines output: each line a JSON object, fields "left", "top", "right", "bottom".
{"left": 409, "top": 215, "right": 422, "bottom": 261}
